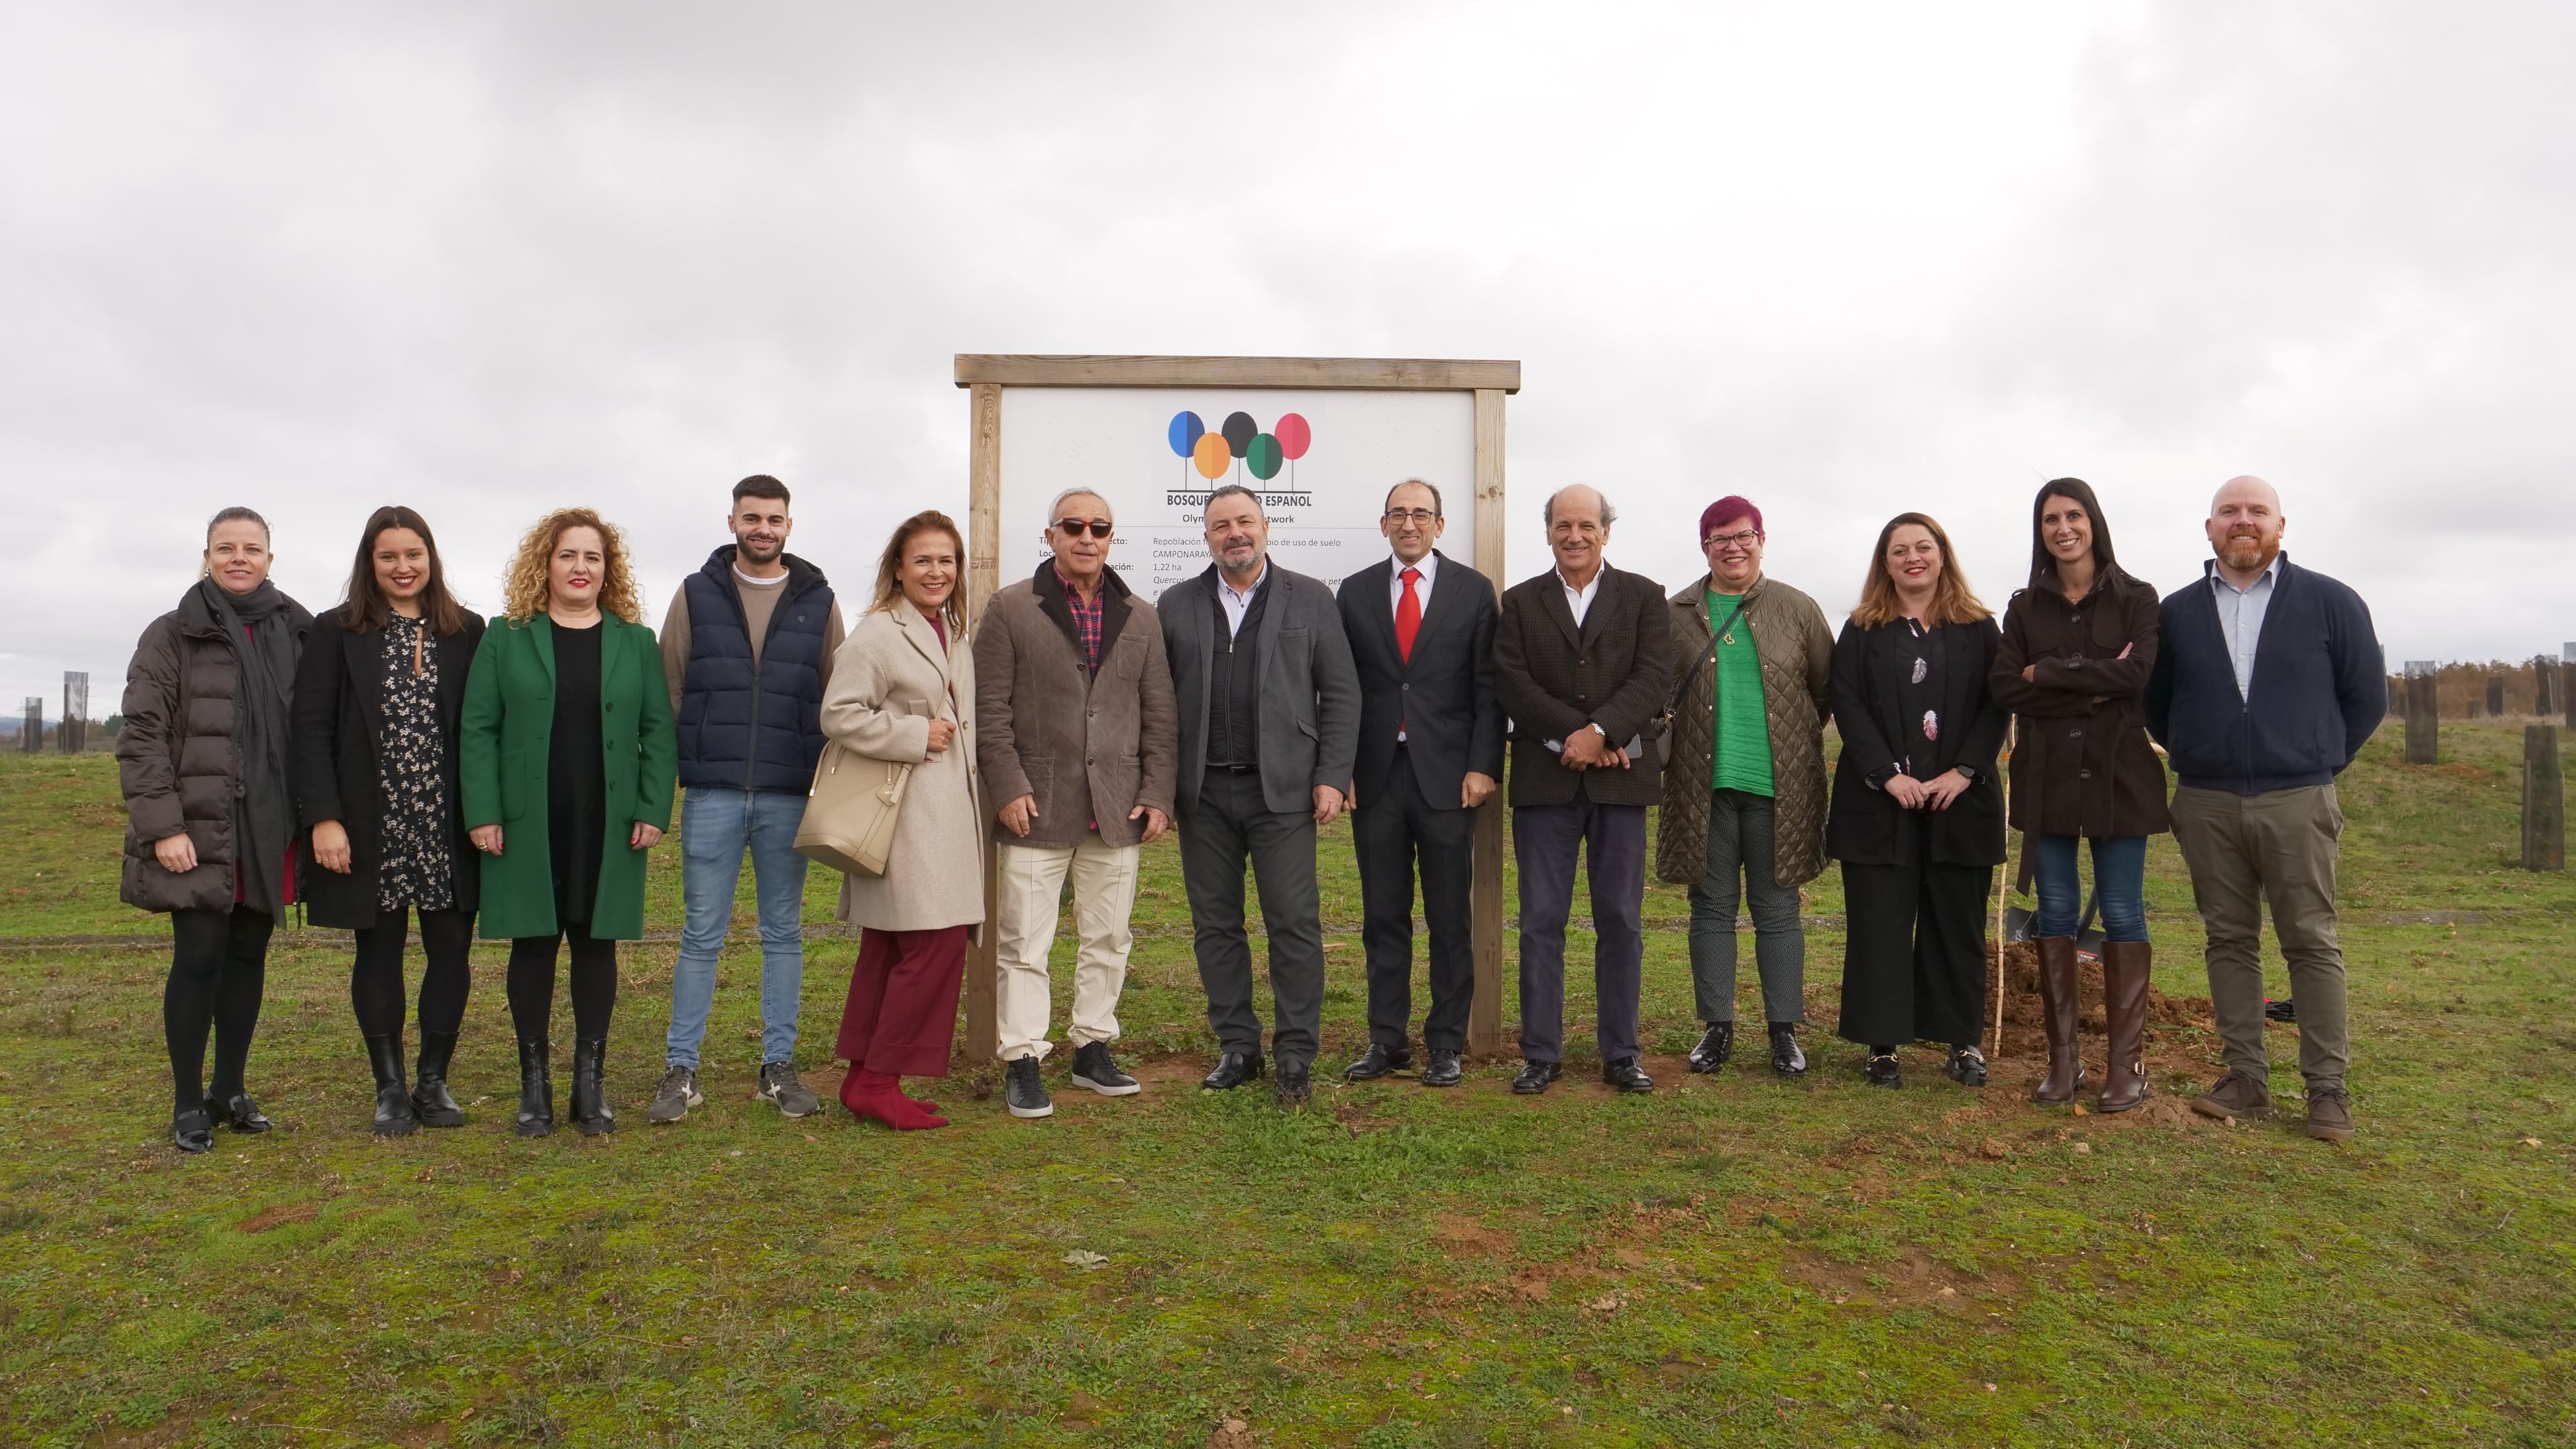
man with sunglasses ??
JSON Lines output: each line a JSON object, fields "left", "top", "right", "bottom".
{"left": 974, "top": 490, "right": 1179, "bottom": 1119}
{"left": 1336, "top": 480, "right": 1503, "bottom": 1088}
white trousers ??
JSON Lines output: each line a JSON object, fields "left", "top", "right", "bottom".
{"left": 994, "top": 833, "right": 1140, "bottom": 1061}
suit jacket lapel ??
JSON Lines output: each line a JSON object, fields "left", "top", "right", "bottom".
{"left": 1252, "top": 560, "right": 1289, "bottom": 686}
{"left": 533, "top": 612, "right": 557, "bottom": 686}
{"left": 1538, "top": 568, "right": 1582, "bottom": 650}
{"left": 1413, "top": 551, "right": 1470, "bottom": 666}
{"left": 1354, "top": 559, "right": 1401, "bottom": 670}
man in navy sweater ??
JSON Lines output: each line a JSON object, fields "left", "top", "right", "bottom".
{"left": 2146, "top": 476, "right": 2384, "bottom": 1142}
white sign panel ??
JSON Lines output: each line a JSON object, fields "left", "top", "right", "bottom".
{"left": 996, "top": 386, "right": 1477, "bottom": 602}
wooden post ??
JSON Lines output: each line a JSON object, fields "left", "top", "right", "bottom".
{"left": 2536, "top": 656, "right": 2557, "bottom": 718}
{"left": 2564, "top": 645, "right": 2575, "bottom": 731}
{"left": 2403, "top": 661, "right": 2438, "bottom": 764}
{"left": 2524, "top": 725, "right": 2564, "bottom": 871}
{"left": 1468, "top": 388, "right": 1509, "bottom": 1058}
{"left": 964, "top": 382, "right": 1004, "bottom": 1065}
{"left": 2487, "top": 673, "right": 2506, "bottom": 718}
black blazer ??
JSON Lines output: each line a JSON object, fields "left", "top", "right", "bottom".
{"left": 1337, "top": 552, "right": 1505, "bottom": 810}
{"left": 1827, "top": 615, "right": 2007, "bottom": 867}
{"left": 1160, "top": 561, "right": 1361, "bottom": 816}
{"left": 1493, "top": 562, "right": 1670, "bottom": 808}
{"left": 290, "top": 605, "right": 488, "bottom": 928}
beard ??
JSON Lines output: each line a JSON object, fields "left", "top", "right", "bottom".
{"left": 738, "top": 535, "right": 784, "bottom": 563}
{"left": 2216, "top": 531, "right": 2279, "bottom": 572}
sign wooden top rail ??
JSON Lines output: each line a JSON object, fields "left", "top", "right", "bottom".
{"left": 953, "top": 354, "right": 1520, "bottom": 393}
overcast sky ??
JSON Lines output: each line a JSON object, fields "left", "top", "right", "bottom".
{"left": 5, "top": 2, "right": 2570, "bottom": 720}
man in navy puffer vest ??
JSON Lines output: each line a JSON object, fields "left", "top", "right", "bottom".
{"left": 2147, "top": 474, "right": 2383, "bottom": 1144}
{"left": 649, "top": 475, "right": 846, "bottom": 1124}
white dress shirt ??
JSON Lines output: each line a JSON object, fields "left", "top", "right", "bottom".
{"left": 1218, "top": 559, "right": 1269, "bottom": 639}
{"left": 2210, "top": 553, "right": 2282, "bottom": 700}
{"left": 1559, "top": 565, "right": 1602, "bottom": 628}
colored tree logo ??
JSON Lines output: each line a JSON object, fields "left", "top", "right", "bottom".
{"left": 1169, "top": 411, "right": 1311, "bottom": 488}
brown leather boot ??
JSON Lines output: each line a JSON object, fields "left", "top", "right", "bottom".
{"left": 2098, "top": 940, "right": 2153, "bottom": 1112}
{"left": 2031, "top": 935, "right": 2085, "bottom": 1104}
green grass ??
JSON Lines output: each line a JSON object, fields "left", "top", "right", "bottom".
{"left": 1, "top": 722, "right": 2571, "bottom": 1446}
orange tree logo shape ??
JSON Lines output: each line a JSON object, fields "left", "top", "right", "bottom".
{"left": 1169, "top": 411, "right": 1311, "bottom": 489}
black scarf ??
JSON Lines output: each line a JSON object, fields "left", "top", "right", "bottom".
{"left": 203, "top": 577, "right": 297, "bottom": 916}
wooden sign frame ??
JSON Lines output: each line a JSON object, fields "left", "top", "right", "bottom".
{"left": 954, "top": 354, "right": 1521, "bottom": 1062}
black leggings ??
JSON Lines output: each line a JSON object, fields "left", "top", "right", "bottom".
{"left": 505, "top": 924, "right": 617, "bottom": 1043}
{"left": 351, "top": 906, "right": 474, "bottom": 1039}
{"left": 167, "top": 907, "right": 273, "bottom": 1111}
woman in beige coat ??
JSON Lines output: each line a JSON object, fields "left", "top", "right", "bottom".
{"left": 824, "top": 510, "right": 985, "bottom": 1130}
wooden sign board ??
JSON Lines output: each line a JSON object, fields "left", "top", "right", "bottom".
{"left": 955, "top": 355, "right": 1521, "bottom": 1061}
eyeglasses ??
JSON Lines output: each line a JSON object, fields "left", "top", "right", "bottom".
{"left": 1383, "top": 508, "right": 1439, "bottom": 525}
{"left": 1055, "top": 519, "right": 1114, "bottom": 539}
{"left": 1703, "top": 529, "right": 1763, "bottom": 549}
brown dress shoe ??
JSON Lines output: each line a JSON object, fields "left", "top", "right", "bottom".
{"left": 2190, "top": 1068, "right": 2271, "bottom": 1120}
{"left": 2031, "top": 936, "right": 2085, "bottom": 1105}
{"left": 2302, "top": 1084, "right": 2355, "bottom": 1142}
{"left": 2097, "top": 940, "right": 2153, "bottom": 1113}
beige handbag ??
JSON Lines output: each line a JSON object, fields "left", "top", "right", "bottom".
{"left": 794, "top": 741, "right": 914, "bottom": 877}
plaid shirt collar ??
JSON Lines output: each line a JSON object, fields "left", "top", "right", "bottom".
{"left": 1055, "top": 563, "right": 1106, "bottom": 676}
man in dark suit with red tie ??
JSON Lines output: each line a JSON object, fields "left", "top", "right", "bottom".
{"left": 1336, "top": 480, "right": 1505, "bottom": 1087}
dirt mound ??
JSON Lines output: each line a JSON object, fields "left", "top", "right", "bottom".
{"left": 1982, "top": 940, "right": 2213, "bottom": 1061}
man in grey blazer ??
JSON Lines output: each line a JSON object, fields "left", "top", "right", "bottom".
{"left": 1162, "top": 483, "right": 1361, "bottom": 1105}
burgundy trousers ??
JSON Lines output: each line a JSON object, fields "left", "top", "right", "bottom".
{"left": 836, "top": 925, "right": 968, "bottom": 1078}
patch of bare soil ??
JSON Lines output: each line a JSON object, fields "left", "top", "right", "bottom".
{"left": 1784, "top": 1245, "right": 2024, "bottom": 1311}
{"left": 1433, "top": 1212, "right": 1515, "bottom": 1257}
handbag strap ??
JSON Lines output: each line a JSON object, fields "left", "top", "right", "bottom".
{"left": 1664, "top": 597, "right": 1750, "bottom": 723}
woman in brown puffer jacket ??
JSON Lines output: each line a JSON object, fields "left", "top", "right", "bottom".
{"left": 1990, "top": 478, "right": 2169, "bottom": 1114}
{"left": 117, "top": 506, "right": 312, "bottom": 1153}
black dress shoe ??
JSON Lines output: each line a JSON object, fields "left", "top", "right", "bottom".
{"left": 1274, "top": 1061, "right": 1313, "bottom": 1106}
{"left": 1602, "top": 1057, "right": 1655, "bottom": 1093}
{"left": 1419, "top": 1048, "right": 1463, "bottom": 1087}
{"left": 1344, "top": 1042, "right": 1412, "bottom": 1081}
{"left": 1687, "top": 1022, "right": 1734, "bottom": 1073}
{"left": 1199, "top": 1052, "right": 1264, "bottom": 1091}
{"left": 1864, "top": 1052, "right": 1902, "bottom": 1089}
{"left": 1768, "top": 1023, "right": 1808, "bottom": 1077}
{"left": 1945, "top": 1045, "right": 1988, "bottom": 1087}
{"left": 173, "top": 1105, "right": 214, "bottom": 1155}
{"left": 1510, "top": 1059, "right": 1562, "bottom": 1095}
{"left": 209, "top": 1091, "right": 272, "bottom": 1133}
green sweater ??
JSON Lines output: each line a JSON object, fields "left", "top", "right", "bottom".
{"left": 1707, "top": 591, "right": 1774, "bottom": 796}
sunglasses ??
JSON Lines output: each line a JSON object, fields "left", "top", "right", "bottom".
{"left": 1054, "top": 519, "right": 1114, "bottom": 539}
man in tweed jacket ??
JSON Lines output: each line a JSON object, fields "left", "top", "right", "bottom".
{"left": 1492, "top": 484, "right": 1670, "bottom": 1096}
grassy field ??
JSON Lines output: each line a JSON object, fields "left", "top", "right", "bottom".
{"left": 1, "top": 720, "right": 2571, "bottom": 1447}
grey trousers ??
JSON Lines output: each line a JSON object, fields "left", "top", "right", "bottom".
{"left": 1179, "top": 767, "right": 1326, "bottom": 1069}
{"left": 1513, "top": 793, "right": 1647, "bottom": 1065}
{"left": 2169, "top": 783, "right": 2351, "bottom": 1090}
{"left": 1688, "top": 790, "right": 1806, "bottom": 1026}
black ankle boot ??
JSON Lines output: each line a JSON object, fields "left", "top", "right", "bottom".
{"left": 412, "top": 1031, "right": 466, "bottom": 1128}
{"left": 366, "top": 1033, "right": 417, "bottom": 1136}
{"left": 516, "top": 1037, "right": 555, "bottom": 1138}
{"left": 570, "top": 1038, "right": 614, "bottom": 1136}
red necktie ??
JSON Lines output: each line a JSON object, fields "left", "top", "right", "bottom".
{"left": 1396, "top": 567, "right": 1422, "bottom": 661}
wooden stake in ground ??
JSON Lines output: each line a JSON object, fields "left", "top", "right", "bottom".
{"left": 2488, "top": 672, "right": 2507, "bottom": 718}
{"left": 2524, "top": 724, "right": 2564, "bottom": 871}
{"left": 1990, "top": 720, "right": 2012, "bottom": 1060}
{"left": 2404, "top": 661, "right": 2439, "bottom": 764}
{"left": 2536, "top": 655, "right": 2557, "bottom": 718}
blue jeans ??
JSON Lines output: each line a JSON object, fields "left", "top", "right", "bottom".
{"left": 666, "top": 787, "right": 810, "bottom": 1069}
{"left": 2031, "top": 833, "right": 2148, "bottom": 944}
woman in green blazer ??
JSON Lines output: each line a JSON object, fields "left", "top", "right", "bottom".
{"left": 462, "top": 508, "right": 676, "bottom": 1138}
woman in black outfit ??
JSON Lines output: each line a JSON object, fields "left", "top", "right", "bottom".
{"left": 117, "top": 506, "right": 312, "bottom": 1152}
{"left": 292, "top": 506, "right": 487, "bottom": 1135}
{"left": 1828, "top": 512, "right": 2007, "bottom": 1089}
